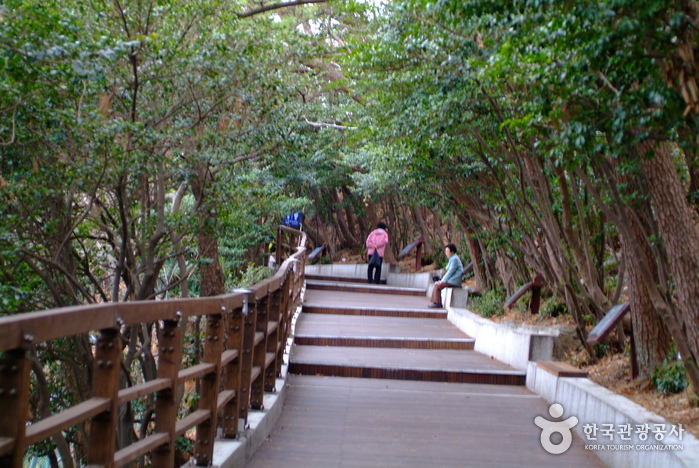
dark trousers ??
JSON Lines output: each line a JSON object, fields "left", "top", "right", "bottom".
{"left": 367, "top": 256, "right": 383, "bottom": 284}
{"left": 431, "top": 282, "right": 460, "bottom": 305}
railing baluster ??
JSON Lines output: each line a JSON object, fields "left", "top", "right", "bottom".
{"left": 193, "top": 307, "right": 224, "bottom": 466}
{"left": 221, "top": 303, "right": 244, "bottom": 438}
{"left": 251, "top": 287, "right": 269, "bottom": 409}
{"left": 152, "top": 319, "right": 182, "bottom": 467}
{"left": 87, "top": 328, "right": 121, "bottom": 467}
{"left": 0, "top": 348, "right": 31, "bottom": 468}
{"left": 266, "top": 284, "right": 281, "bottom": 389}
{"left": 239, "top": 292, "right": 257, "bottom": 427}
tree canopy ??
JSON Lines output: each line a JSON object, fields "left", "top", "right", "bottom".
{"left": 3, "top": 0, "right": 699, "bottom": 464}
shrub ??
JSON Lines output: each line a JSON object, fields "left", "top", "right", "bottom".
{"left": 652, "top": 353, "right": 688, "bottom": 395}
{"left": 468, "top": 288, "right": 504, "bottom": 318}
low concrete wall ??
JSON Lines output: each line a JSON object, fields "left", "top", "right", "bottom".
{"left": 306, "top": 263, "right": 373, "bottom": 279}
{"left": 446, "top": 305, "right": 567, "bottom": 371}
{"left": 527, "top": 363, "right": 699, "bottom": 467}
{"left": 389, "top": 270, "right": 434, "bottom": 290}
{"left": 306, "top": 263, "right": 436, "bottom": 290}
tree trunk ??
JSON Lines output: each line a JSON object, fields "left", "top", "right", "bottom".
{"left": 620, "top": 208, "right": 673, "bottom": 378}
{"left": 465, "top": 234, "right": 486, "bottom": 290}
{"left": 191, "top": 163, "right": 226, "bottom": 297}
{"left": 638, "top": 140, "right": 699, "bottom": 365}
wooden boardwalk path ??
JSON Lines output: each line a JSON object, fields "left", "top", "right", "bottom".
{"left": 246, "top": 275, "right": 605, "bottom": 467}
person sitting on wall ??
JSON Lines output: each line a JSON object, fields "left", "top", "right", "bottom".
{"left": 429, "top": 243, "right": 463, "bottom": 308}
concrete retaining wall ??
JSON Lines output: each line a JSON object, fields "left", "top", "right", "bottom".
{"left": 306, "top": 264, "right": 435, "bottom": 290}
{"left": 446, "top": 305, "right": 564, "bottom": 371}
{"left": 306, "top": 263, "right": 373, "bottom": 279}
{"left": 527, "top": 363, "right": 699, "bottom": 467}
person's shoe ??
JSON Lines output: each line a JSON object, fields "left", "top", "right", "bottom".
{"left": 428, "top": 303, "right": 442, "bottom": 308}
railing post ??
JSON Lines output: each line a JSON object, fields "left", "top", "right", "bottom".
{"left": 265, "top": 284, "right": 281, "bottom": 391}
{"left": 276, "top": 227, "right": 282, "bottom": 268}
{"left": 87, "top": 328, "right": 121, "bottom": 467}
{"left": 0, "top": 348, "right": 31, "bottom": 468}
{"left": 152, "top": 318, "right": 183, "bottom": 467}
{"left": 416, "top": 242, "right": 423, "bottom": 271}
{"left": 222, "top": 301, "right": 244, "bottom": 439}
{"left": 239, "top": 292, "right": 258, "bottom": 426}
{"left": 251, "top": 287, "right": 269, "bottom": 409}
{"left": 530, "top": 274, "right": 543, "bottom": 315}
{"left": 193, "top": 308, "right": 224, "bottom": 466}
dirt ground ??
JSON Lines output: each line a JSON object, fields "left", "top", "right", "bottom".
{"left": 491, "top": 307, "right": 699, "bottom": 440}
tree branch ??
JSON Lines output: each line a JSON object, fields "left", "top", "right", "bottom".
{"left": 235, "top": 0, "right": 329, "bottom": 18}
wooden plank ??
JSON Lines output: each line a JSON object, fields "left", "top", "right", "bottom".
{"left": 221, "top": 306, "right": 244, "bottom": 438}
{"left": 265, "top": 352, "right": 276, "bottom": 368}
{"left": 294, "top": 336, "right": 474, "bottom": 350}
{"left": 251, "top": 366, "right": 262, "bottom": 383}
{"left": 86, "top": 328, "right": 121, "bottom": 467}
{"left": 220, "top": 292, "right": 245, "bottom": 310}
{"left": 0, "top": 297, "right": 229, "bottom": 351}
{"left": 25, "top": 398, "right": 110, "bottom": 445}
{"left": 302, "top": 305, "right": 446, "bottom": 319}
{"left": 267, "top": 320, "right": 278, "bottom": 335}
{"left": 117, "top": 378, "right": 171, "bottom": 405}
{"left": 220, "top": 349, "right": 239, "bottom": 366}
{"left": 217, "top": 390, "right": 236, "bottom": 411}
{"left": 0, "top": 350, "right": 31, "bottom": 467}
{"left": 152, "top": 319, "right": 182, "bottom": 467}
{"left": 246, "top": 375, "right": 604, "bottom": 468}
{"left": 177, "top": 363, "right": 216, "bottom": 382}
{"left": 503, "top": 281, "right": 533, "bottom": 309}
{"left": 587, "top": 303, "right": 630, "bottom": 345}
{"left": 175, "top": 410, "right": 210, "bottom": 437}
{"left": 537, "top": 361, "right": 588, "bottom": 378}
{"left": 0, "top": 437, "right": 15, "bottom": 457}
{"left": 0, "top": 437, "right": 13, "bottom": 457}
{"left": 239, "top": 298, "right": 258, "bottom": 425}
{"left": 113, "top": 432, "right": 169, "bottom": 467}
{"left": 397, "top": 237, "right": 424, "bottom": 259}
{"left": 194, "top": 313, "right": 224, "bottom": 466}
{"left": 254, "top": 331, "right": 265, "bottom": 346}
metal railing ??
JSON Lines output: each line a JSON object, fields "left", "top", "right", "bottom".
{"left": 0, "top": 227, "right": 307, "bottom": 467}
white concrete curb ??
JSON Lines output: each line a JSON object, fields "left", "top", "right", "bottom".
{"left": 527, "top": 362, "right": 699, "bottom": 467}
{"left": 446, "top": 304, "right": 563, "bottom": 371}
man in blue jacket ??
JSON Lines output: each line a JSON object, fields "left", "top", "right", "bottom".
{"left": 429, "top": 243, "right": 463, "bottom": 308}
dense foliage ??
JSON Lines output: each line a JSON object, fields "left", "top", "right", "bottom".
{"left": 3, "top": 0, "right": 699, "bottom": 464}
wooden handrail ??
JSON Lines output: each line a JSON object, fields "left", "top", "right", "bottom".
{"left": 308, "top": 243, "right": 328, "bottom": 262}
{"left": 503, "top": 274, "right": 544, "bottom": 314}
{"left": 397, "top": 236, "right": 424, "bottom": 271}
{"left": 0, "top": 226, "right": 308, "bottom": 468}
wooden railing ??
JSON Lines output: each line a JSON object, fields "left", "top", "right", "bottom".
{"left": 397, "top": 236, "right": 424, "bottom": 271}
{"left": 0, "top": 227, "right": 307, "bottom": 467}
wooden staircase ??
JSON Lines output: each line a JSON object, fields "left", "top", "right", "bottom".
{"left": 289, "top": 275, "right": 526, "bottom": 386}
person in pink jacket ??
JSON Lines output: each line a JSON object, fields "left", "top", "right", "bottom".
{"left": 365, "top": 222, "right": 389, "bottom": 284}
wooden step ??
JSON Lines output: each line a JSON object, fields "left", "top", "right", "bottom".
{"left": 294, "top": 336, "right": 474, "bottom": 350}
{"left": 288, "top": 346, "right": 525, "bottom": 386}
{"left": 305, "top": 280, "right": 425, "bottom": 297}
{"left": 302, "top": 304, "right": 446, "bottom": 319}
{"left": 295, "top": 314, "right": 472, "bottom": 350}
